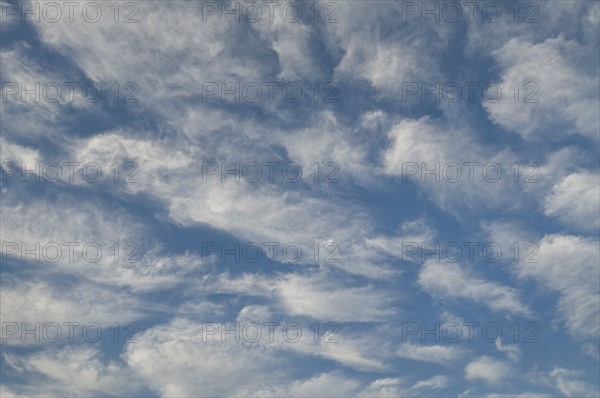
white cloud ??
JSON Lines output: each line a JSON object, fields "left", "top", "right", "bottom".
{"left": 32, "top": 1, "right": 268, "bottom": 100}
{"left": 359, "top": 375, "right": 450, "bottom": 397}
{"left": 549, "top": 368, "right": 598, "bottom": 397}
{"left": 411, "top": 375, "right": 451, "bottom": 392}
{"left": 190, "top": 271, "right": 398, "bottom": 350}
{"left": 274, "top": 110, "right": 374, "bottom": 186}
{"left": 484, "top": 36, "right": 599, "bottom": 140}
{"left": 359, "top": 377, "right": 407, "bottom": 398}
{"left": 465, "top": 356, "right": 511, "bottom": 385}
{"left": 362, "top": 218, "right": 435, "bottom": 260}
{"left": 137, "top": 275, "right": 391, "bottom": 372}
{"left": 485, "top": 224, "right": 600, "bottom": 342}
{"left": 252, "top": 372, "right": 361, "bottom": 397}
{"left": 418, "top": 261, "right": 530, "bottom": 316}
{"left": 381, "top": 117, "right": 535, "bottom": 216}
{"left": 71, "top": 129, "right": 401, "bottom": 279}
{"left": 495, "top": 338, "right": 521, "bottom": 361}
{"left": 0, "top": 279, "right": 141, "bottom": 345}
{"left": 396, "top": 343, "right": 465, "bottom": 365}
{"left": 123, "top": 318, "right": 289, "bottom": 397}
{"left": 122, "top": 317, "right": 385, "bottom": 396}
{"left": 544, "top": 172, "right": 600, "bottom": 231}
{"left": 325, "top": 1, "right": 448, "bottom": 96}
{"left": 2, "top": 347, "right": 139, "bottom": 396}
{"left": 0, "top": 139, "right": 41, "bottom": 166}
{"left": 0, "top": 45, "right": 82, "bottom": 143}
{"left": 466, "top": 1, "right": 597, "bottom": 54}
{"left": 517, "top": 234, "right": 600, "bottom": 341}
{"left": 250, "top": 6, "right": 321, "bottom": 82}
{"left": 581, "top": 343, "right": 600, "bottom": 361}
{"left": 275, "top": 272, "right": 396, "bottom": 322}
{"left": 0, "top": 187, "right": 202, "bottom": 291}
{"left": 0, "top": 385, "right": 18, "bottom": 398}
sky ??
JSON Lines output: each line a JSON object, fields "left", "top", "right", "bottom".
{"left": 0, "top": 0, "right": 599, "bottom": 396}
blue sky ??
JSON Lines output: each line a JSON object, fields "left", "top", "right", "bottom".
{"left": 0, "top": 0, "right": 599, "bottom": 396}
